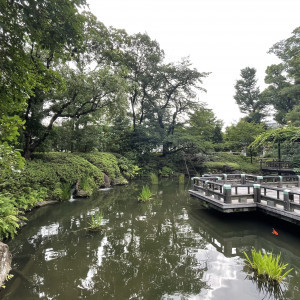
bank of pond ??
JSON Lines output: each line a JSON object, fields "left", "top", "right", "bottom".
{"left": 0, "top": 178, "right": 299, "bottom": 299}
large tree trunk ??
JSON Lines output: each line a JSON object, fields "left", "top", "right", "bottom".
{"left": 24, "top": 148, "right": 32, "bottom": 160}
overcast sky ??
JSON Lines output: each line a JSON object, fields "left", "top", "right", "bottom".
{"left": 87, "top": 0, "right": 300, "bottom": 127}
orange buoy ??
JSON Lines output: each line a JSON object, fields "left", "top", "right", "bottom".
{"left": 272, "top": 228, "right": 279, "bottom": 235}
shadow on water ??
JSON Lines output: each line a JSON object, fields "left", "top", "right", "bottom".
{"left": 1, "top": 179, "right": 299, "bottom": 300}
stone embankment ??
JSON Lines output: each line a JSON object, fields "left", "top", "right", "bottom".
{"left": 0, "top": 242, "right": 12, "bottom": 287}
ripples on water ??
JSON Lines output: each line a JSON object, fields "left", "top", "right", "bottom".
{"left": 1, "top": 180, "right": 300, "bottom": 299}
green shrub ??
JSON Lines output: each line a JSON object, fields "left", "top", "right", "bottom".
{"left": 15, "top": 153, "right": 105, "bottom": 200}
{"left": 244, "top": 249, "right": 293, "bottom": 283}
{"left": 0, "top": 194, "right": 24, "bottom": 240}
{"left": 204, "top": 153, "right": 260, "bottom": 174}
{"left": 52, "top": 187, "right": 63, "bottom": 201}
{"left": 205, "top": 161, "right": 240, "bottom": 172}
{"left": 115, "top": 155, "right": 140, "bottom": 179}
{"left": 138, "top": 185, "right": 152, "bottom": 202}
{"left": 14, "top": 187, "right": 48, "bottom": 209}
{"left": 159, "top": 166, "right": 173, "bottom": 177}
{"left": 80, "top": 152, "right": 122, "bottom": 181}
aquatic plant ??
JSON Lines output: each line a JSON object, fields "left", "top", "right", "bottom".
{"left": 87, "top": 212, "right": 104, "bottom": 231}
{"left": 138, "top": 185, "right": 152, "bottom": 202}
{"left": 150, "top": 173, "right": 158, "bottom": 184}
{"left": 244, "top": 249, "right": 293, "bottom": 283}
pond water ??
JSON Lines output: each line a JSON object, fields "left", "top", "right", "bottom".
{"left": 1, "top": 179, "right": 300, "bottom": 300}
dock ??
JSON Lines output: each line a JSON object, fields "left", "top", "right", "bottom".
{"left": 189, "top": 174, "right": 300, "bottom": 226}
{"left": 260, "top": 160, "right": 297, "bottom": 174}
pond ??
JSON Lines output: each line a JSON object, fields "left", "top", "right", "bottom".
{"left": 1, "top": 179, "right": 300, "bottom": 299}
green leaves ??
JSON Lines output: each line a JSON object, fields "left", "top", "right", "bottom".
{"left": 0, "top": 194, "right": 23, "bottom": 240}
{"left": 234, "top": 67, "right": 268, "bottom": 123}
{"left": 243, "top": 249, "right": 293, "bottom": 283}
{"left": 263, "top": 26, "right": 300, "bottom": 124}
{"left": 0, "top": 143, "right": 25, "bottom": 186}
{"left": 225, "top": 120, "right": 265, "bottom": 152}
{"left": 138, "top": 185, "right": 152, "bottom": 202}
{"left": 250, "top": 126, "right": 300, "bottom": 150}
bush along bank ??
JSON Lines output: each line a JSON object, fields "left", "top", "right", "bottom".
{"left": 0, "top": 152, "right": 139, "bottom": 242}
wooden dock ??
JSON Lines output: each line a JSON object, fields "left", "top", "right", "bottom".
{"left": 260, "top": 160, "right": 297, "bottom": 174}
{"left": 189, "top": 174, "right": 300, "bottom": 226}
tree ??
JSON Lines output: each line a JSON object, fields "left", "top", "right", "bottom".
{"left": 144, "top": 58, "right": 209, "bottom": 155}
{"left": 122, "top": 33, "right": 165, "bottom": 130}
{"left": 250, "top": 126, "right": 300, "bottom": 161}
{"left": 0, "top": 0, "right": 87, "bottom": 164}
{"left": 188, "top": 106, "right": 223, "bottom": 142}
{"left": 234, "top": 67, "right": 267, "bottom": 123}
{"left": 225, "top": 121, "right": 265, "bottom": 162}
{"left": 286, "top": 105, "right": 300, "bottom": 126}
{"left": 15, "top": 10, "right": 129, "bottom": 159}
{"left": 262, "top": 26, "right": 300, "bottom": 124}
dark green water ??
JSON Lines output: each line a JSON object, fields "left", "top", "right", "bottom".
{"left": 1, "top": 180, "right": 300, "bottom": 300}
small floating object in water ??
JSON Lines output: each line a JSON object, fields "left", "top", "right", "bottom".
{"left": 99, "top": 187, "right": 112, "bottom": 191}
{"left": 272, "top": 228, "right": 278, "bottom": 235}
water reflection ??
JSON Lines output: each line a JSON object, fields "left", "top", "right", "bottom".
{"left": 1, "top": 180, "right": 300, "bottom": 300}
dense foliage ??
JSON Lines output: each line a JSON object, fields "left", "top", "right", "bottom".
{"left": 262, "top": 27, "right": 300, "bottom": 124}
{"left": 0, "top": 152, "right": 137, "bottom": 241}
{"left": 0, "top": 0, "right": 299, "bottom": 243}
{"left": 234, "top": 67, "right": 267, "bottom": 123}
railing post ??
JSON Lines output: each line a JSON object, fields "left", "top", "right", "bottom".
{"left": 253, "top": 184, "right": 261, "bottom": 203}
{"left": 284, "top": 190, "right": 294, "bottom": 212}
{"left": 205, "top": 180, "right": 209, "bottom": 196}
{"left": 191, "top": 177, "right": 195, "bottom": 190}
{"left": 223, "top": 174, "right": 227, "bottom": 183}
{"left": 289, "top": 192, "right": 294, "bottom": 212}
{"left": 297, "top": 175, "right": 300, "bottom": 188}
{"left": 223, "top": 184, "right": 232, "bottom": 204}
{"left": 278, "top": 175, "right": 283, "bottom": 188}
{"left": 257, "top": 176, "right": 263, "bottom": 184}
{"left": 241, "top": 174, "right": 246, "bottom": 184}
{"left": 284, "top": 189, "right": 290, "bottom": 211}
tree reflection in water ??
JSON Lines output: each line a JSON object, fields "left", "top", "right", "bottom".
{"left": 1, "top": 180, "right": 299, "bottom": 300}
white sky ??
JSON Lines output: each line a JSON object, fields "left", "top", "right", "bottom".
{"left": 86, "top": 0, "right": 300, "bottom": 127}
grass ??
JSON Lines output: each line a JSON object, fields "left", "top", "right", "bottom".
{"left": 87, "top": 212, "right": 104, "bottom": 231}
{"left": 244, "top": 249, "right": 293, "bottom": 283}
{"left": 61, "top": 182, "right": 71, "bottom": 201}
{"left": 138, "top": 185, "right": 152, "bottom": 202}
